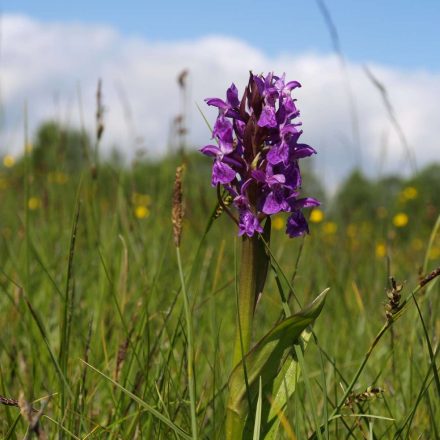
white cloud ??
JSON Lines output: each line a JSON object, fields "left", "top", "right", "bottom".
{"left": 1, "top": 14, "right": 439, "bottom": 186}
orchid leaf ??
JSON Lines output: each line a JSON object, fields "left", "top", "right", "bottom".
{"left": 262, "top": 327, "right": 313, "bottom": 439}
{"left": 227, "top": 288, "right": 328, "bottom": 439}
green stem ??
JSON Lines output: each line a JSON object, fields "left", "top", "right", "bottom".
{"left": 226, "top": 234, "right": 260, "bottom": 439}
{"left": 176, "top": 248, "right": 198, "bottom": 440}
{"left": 232, "top": 235, "right": 259, "bottom": 365}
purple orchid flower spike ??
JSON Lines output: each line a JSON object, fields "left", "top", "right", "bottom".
{"left": 200, "top": 71, "right": 319, "bottom": 238}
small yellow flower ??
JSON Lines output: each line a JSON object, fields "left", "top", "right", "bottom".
{"left": 56, "top": 172, "right": 69, "bottom": 184}
{"left": 309, "top": 208, "right": 324, "bottom": 223}
{"left": 375, "top": 242, "right": 387, "bottom": 258}
{"left": 393, "top": 212, "right": 408, "bottom": 228}
{"left": 401, "top": 186, "right": 418, "bottom": 201}
{"left": 272, "top": 216, "right": 284, "bottom": 231}
{"left": 3, "top": 155, "right": 15, "bottom": 168}
{"left": 48, "top": 171, "right": 69, "bottom": 185}
{"left": 134, "top": 205, "right": 149, "bottom": 219}
{"left": 28, "top": 197, "right": 41, "bottom": 210}
{"left": 322, "top": 221, "right": 337, "bottom": 235}
{"left": 411, "top": 238, "right": 424, "bottom": 251}
{"left": 429, "top": 247, "right": 440, "bottom": 260}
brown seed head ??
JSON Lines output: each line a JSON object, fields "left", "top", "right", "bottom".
{"left": 385, "top": 277, "right": 404, "bottom": 322}
{"left": 172, "top": 165, "right": 185, "bottom": 247}
{"left": 96, "top": 79, "right": 105, "bottom": 142}
{"left": 177, "top": 69, "right": 189, "bottom": 89}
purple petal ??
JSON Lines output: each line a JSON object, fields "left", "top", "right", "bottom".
{"left": 290, "top": 197, "right": 320, "bottom": 210}
{"left": 258, "top": 105, "right": 277, "bottom": 128}
{"left": 212, "top": 160, "right": 236, "bottom": 186}
{"left": 281, "top": 124, "right": 302, "bottom": 136}
{"left": 262, "top": 192, "right": 284, "bottom": 215}
{"left": 267, "top": 173, "right": 286, "bottom": 185}
{"left": 219, "top": 139, "right": 234, "bottom": 155}
{"left": 284, "top": 98, "right": 299, "bottom": 116}
{"left": 205, "top": 98, "right": 229, "bottom": 109}
{"left": 222, "top": 155, "right": 243, "bottom": 169}
{"left": 286, "top": 211, "right": 309, "bottom": 237}
{"left": 284, "top": 163, "right": 302, "bottom": 189}
{"left": 291, "top": 144, "right": 317, "bottom": 159}
{"left": 226, "top": 83, "right": 240, "bottom": 107}
{"left": 225, "top": 109, "right": 241, "bottom": 120}
{"left": 200, "top": 145, "right": 220, "bottom": 157}
{"left": 213, "top": 117, "right": 233, "bottom": 142}
{"left": 238, "top": 209, "right": 263, "bottom": 237}
{"left": 251, "top": 169, "right": 266, "bottom": 183}
{"left": 234, "top": 194, "right": 248, "bottom": 209}
{"left": 285, "top": 80, "right": 301, "bottom": 91}
{"left": 253, "top": 75, "right": 265, "bottom": 95}
{"left": 267, "top": 143, "right": 289, "bottom": 165}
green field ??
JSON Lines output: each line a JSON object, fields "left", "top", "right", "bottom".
{"left": 0, "top": 123, "right": 439, "bottom": 439}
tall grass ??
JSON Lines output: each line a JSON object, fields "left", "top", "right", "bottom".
{"left": 0, "top": 149, "right": 439, "bottom": 438}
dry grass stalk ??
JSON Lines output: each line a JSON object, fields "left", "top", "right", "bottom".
{"left": 18, "top": 392, "right": 49, "bottom": 440}
{"left": 172, "top": 165, "right": 185, "bottom": 247}
{"left": 96, "top": 79, "right": 105, "bottom": 142}
{"left": 115, "top": 335, "right": 130, "bottom": 382}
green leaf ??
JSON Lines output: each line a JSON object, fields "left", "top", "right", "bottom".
{"left": 227, "top": 288, "right": 329, "bottom": 439}
{"left": 253, "top": 376, "right": 263, "bottom": 440}
{"left": 263, "top": 328, "right": 313, "bottom": 439}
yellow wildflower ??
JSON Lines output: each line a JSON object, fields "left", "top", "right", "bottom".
{"left": 3, "top": 155, "right": 15, "bottom": 168}
{"left": 309, "top": 208, "right": 324, "bottom": 223}
{"left": 48, "top": 171, "right": 69, "bottom": 185}
{"left": 134, "top": 206, "right": 149, "bottom": 219}
{"left": 375, "top": 242, "right": 387, "bottom": 258}
{"left": 272, "top": 216, "right": 284, "bottom": 231}
{"left": 393, "top": 213, "right": 408, "bottom": 228}
{"left": 28, "top": 197, "right": 41, "bottom": 210}
{"left": 411, "top": 238, "right": 424, "bottom": 251}
{"left": 401, "top": 186, "right": 418, "bottom": 201}
{"left": 322, "top": 221, "right": 337, "bottom": 235}
{"left": 429, "top": 247, "right": 440, "bottom": 260}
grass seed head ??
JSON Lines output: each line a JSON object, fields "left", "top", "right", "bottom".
{"left": 345, "top": 386, "right": 384, "bottom": 409}
{"left": 172, "top": 165, "right": 185, "bottom": 247}
{"left": 385, "top": 277, "right": 404, "bottom": 321}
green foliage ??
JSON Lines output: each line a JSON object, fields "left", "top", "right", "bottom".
{"left": 227, "top": 290, "right": 328, "bottom": 439}
{"left": 0, "top": 121, "right": 439, "bottom": 438}
{"left": 333, "top": 169, "right": 376, "bottom": 222}
{"left": 31, "top": 121, "right": 90, "bottom": 173}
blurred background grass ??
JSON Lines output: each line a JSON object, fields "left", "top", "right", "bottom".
{"left": 0, "top": 120, "right": 438, "bottom": 438}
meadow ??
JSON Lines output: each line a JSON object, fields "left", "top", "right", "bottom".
{"left": 0, "top": 120, "right": 439, "bottom": 439}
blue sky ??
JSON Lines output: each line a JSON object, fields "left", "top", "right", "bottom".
{"left": 2, "top": 0, "right": 440, "bottom": 71}
{"left": 1, "top": 0, "right": 439, "bottom": 185}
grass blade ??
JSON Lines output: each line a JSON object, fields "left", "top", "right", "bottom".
{"left": 81, "top": 360, "right": 192, "bottom": 440}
